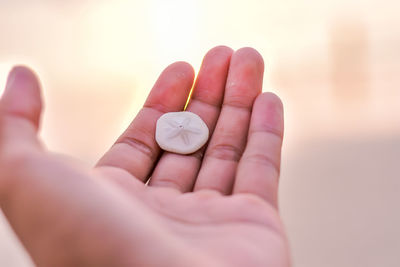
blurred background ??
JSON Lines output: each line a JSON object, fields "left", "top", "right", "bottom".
{"left": 0, "top": 0, "right": 399, "bottom": 266}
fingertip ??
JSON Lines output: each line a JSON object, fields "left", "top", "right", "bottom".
{"left": 202, "top": 45, "right": 234, "bottom": 75}
{"left": 5, "top": 66, "right": 38, "bottom": 91}
{"left": 1, "top": 65, "right": 43, "bottom": 128}
{"left": 206, "top": 45, "right": 234, "bottom": 59}
{"left": 223, "top": 47, "right": 265, "bottom": 108}
{"left": 165, "top": 61, "right": 195, "bottom": 82}
{"left": 145, "top": 61, "right": 195, "bottom": 113}
{"left": 256, "top": 92, "right": 284, "bottom": 112}
{"left": 234, "top": 47, "right": 265, "bottom": 72}
{"left": 252, "top": 92, "right": 284, "bottom": 137}
{"left": 8, "top": 65, "right": 38, "bottom": 79}
{"left": 190, "top": 45, "right": 234, "bottom": 107}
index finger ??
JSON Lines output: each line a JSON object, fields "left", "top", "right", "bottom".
{"left": 96, "top": 62, "right": 194, "bottom": 181}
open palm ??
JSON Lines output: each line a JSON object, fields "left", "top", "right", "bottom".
{"left": 0, "top": 46, "right": 290, "bottom": 267}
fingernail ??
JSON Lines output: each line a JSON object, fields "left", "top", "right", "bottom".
{"left": 5, "top": 68, "right": 17, "bottom": 91}
{"left": 5, "top": 66, "right": 34, "bottom": 92}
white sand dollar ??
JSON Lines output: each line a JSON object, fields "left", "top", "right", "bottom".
{"left": 156, "top": 111, "right": 209, "bottom": 154}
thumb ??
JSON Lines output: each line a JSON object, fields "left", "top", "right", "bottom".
{"left": 0, "top": 66, "right": 44, "bottom": 151}
{"left": 1, "top": 66, "right": 43, "bottom": 129}
{"left": 0, "top": 66, "right": 43, "bottom": 199}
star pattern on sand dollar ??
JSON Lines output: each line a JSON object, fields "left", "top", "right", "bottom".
{"left": 165, "top": 117, "right": 202, "bottom": 145}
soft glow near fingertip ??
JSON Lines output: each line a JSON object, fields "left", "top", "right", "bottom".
{"left": 149, "top": 0, "right": 199, "bottom": 65}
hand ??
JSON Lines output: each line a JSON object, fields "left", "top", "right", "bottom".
{"left": 0, "top": 46, "right": 290, "bottom": 267}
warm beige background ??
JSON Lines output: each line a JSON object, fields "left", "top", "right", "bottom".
{"left": 1, "top": 0, "right": 399, "bottom": 266}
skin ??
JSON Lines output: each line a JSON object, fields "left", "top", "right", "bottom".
{"left": 0, "top": 46, "right": 290, "bottom": 267}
